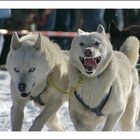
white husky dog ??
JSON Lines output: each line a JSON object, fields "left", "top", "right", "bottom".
{"left": 68, "top": 24, "right": 140, "bottom": 131}
{"left": 6, "top": 33, "right": 69, "bottom": 131}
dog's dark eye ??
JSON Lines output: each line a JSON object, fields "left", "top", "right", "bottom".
{"left": 29, "top": 67, "right": 36, "bottom": 72}
{"left": 94, "top": 41, "right": 100, "bottom": 46}
{"left": 79, "top": 42, "right": 85, "bottom": 46}
{"left": 14, "top": 67, "right": 20, "bottom": 73}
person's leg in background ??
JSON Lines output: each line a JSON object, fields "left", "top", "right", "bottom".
{"left": 115, "top": 9, "right": 124, "bottom": 30}
{"left": 82, "top": 9, "right": 105, "bottom": 32}
{"left": 0, "top": 20, "right": 5, "bottom": 57}
{"left": 104, "top": 9, "right": 124, "bottom": 32}
{"left": 54, "top": 9, "right": 73, "bottom": 50}
{"left": 0, "top": 9, "right": 11, "bottom": 65}
{"left": 44, "top": 10, "right": 56, "bottom": 31}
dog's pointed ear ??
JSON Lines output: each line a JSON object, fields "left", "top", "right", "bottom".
{"left": 77, "top": 29, "right": 84, "bottom": 35}
{"left": 97, "top": 24, "right": 105, "bottom": 34}
{"left": 109, "top": 20, "right": 120, "bottom": 38}
{"left": 10, "top": 32, "right": 20, "bottom": 50}
{"left": 34, "top": 32, "right": 42, "bottom": 50}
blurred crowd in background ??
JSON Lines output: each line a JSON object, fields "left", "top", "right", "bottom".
{"left": 0, "top": 9, "right": 140, "bottom": 65}
{"left": 2, "top": 9, "right": 140, "bottom": 32}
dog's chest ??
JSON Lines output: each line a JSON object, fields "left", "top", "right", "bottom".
{"left": 76, "top": 77, "right": 112, "bottom": 108}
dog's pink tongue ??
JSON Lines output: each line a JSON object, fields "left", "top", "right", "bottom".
{"left": 84, "top": 58, "right": 97, "bottom": 69}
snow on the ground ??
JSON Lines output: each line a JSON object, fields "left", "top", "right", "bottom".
{"left": 0, "top": 70, "right": 140, "bottom": 131}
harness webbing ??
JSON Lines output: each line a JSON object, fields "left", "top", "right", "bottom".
{"left": 30, "top": 82, "right": 48, "bottom": 106}
{"left": 74, "top": 86, "right": 112, "bottom": 116}
{"left": 29, "top": 74, "right": 85, "bottom": 105}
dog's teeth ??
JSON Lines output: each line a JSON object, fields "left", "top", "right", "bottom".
{"left": 84, "top": 57, "right": 93, "bottom": 60}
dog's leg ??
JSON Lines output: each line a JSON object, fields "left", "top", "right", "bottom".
{"left": 69, "top": 109, "right": 99, "bottom": 131}
{"left": 29, "top": 97, "right": 63, "bottom": 131}
{"left": 46, "top": 112, "right": 65, "bottom": 131}
{"left": 120, "top": 90, "right": 140, "bottom": 131}
{"left": 72, "top": 117, "right": 94, "bottom": 131}
{"left": 102, "top": 110, "right": 123, "bottom": 131}
{"left": 11, "top": 101, "right": 26, "bottom": 131}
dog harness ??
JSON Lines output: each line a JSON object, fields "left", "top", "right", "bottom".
{"left": 29, "top": 74, "right": 85, "bottom": 105}
{"left": 30, "top": 82, "right": 48, "bottom": 106}
{"left": 74, "top": 86, "right": 112, "bottom": 116}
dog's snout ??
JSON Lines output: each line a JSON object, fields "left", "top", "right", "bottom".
{"left": 84, "top": 49, "right": 92, "bottom": 57}
{"left": 18, "top": 83, "right": 26, "bottom": 92}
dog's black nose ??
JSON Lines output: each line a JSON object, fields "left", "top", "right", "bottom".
{"left": 84, "top": 49, "right": 92, "bottom": 57}
{"left": 18, "top": 83, "right": 26, "bottom": 92}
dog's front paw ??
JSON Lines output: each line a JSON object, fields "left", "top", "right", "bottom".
{"left": 47, "top": 121, "right": 66, "bottom": 131}
{"left": 56, "top": 122, "right": 66, "bottom": 131}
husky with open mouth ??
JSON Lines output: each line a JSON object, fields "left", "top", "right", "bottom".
{"left": 6, "top": 33, "right": 70, "bottom": 131}
{"left": 68, "top": 24, "right": 140, "bottom": 131}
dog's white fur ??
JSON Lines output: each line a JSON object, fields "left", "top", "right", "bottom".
{"left": 6, "top": 33, "right": 69, "bottom": 131}
{"left": 68, "top": 25, "right": 140, "bottom": 131}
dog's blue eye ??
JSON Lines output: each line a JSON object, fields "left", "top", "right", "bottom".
{"left": 29, "top": 67, "right": 36, "bottom": 72}
{"left": 14, "top": 67, "right": 20, "bottom": 73}
{"left": 79, "top": 42, "right": 85, "bottom": 46}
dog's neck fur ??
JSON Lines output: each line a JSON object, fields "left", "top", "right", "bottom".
{"left": 94, "top": 50, "right": 113, "bottom": 77}
{"left": 30, "top": 80, "right": 48, "bottom": 105}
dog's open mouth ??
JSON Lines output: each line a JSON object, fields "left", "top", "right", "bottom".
{"left": 21, "top": 92, "right": 31, "bottom": 98}
{"left": 79, "top": 56, "right": 101, "bottom": 74}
